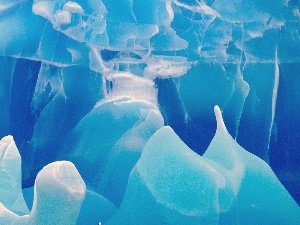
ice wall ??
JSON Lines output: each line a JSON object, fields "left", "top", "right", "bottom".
{"left": 0, "top": 0, "right": 299, "bottom": 224}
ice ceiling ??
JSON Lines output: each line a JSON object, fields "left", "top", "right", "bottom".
{"left": 0, "top": 0, "right": 300, "bottom": 224}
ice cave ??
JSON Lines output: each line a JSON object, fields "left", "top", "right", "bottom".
{"left": 0, "top": 0, "right": 300, "bottom": 224}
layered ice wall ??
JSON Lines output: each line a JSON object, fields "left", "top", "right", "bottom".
{"left": 0, "top": 0, "right": 299, "bottom": 224}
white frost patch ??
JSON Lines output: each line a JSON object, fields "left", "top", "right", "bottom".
{"left": 54, "top": 10, "right": 71, "bottom": 25}
{"left": 32, "top": 1, "right": 54, "bottom": 19}
{"left": 63, "top": 1, "right": 84, "bottom": 14}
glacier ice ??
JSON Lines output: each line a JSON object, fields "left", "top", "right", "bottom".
{"left": 0, "top": 136, "right": 86, "bottom": 225}
{"left": 61, "top": 95, "right": 164, "bottom": 206}
{"left": 204, "top": 106, "right": 300, "bottom": 224}
{"left": 0, "top": 136, "right": 29, "bottom": 216}
{"left": 2, "top": 106, "right": 298, "bottom": 224}
{"left": 22, "top": 186, "right": 118, "bottom": 225}
{"left": 107, "top": 106, "right": 300, "bottom": 224}
{"left": 0, "top": 0, "right": 300, "bottom": 224}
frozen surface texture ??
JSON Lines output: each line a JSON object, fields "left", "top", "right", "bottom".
{"left": 0, "top": 136, "right": 86, "bottom": 225}
{"left": 62, "top": 96, "right": 164, "bottom": 206}
{"left": 0, "top": 136, "right": 29, "bottom": 216}
{"left": 107, "top": 107, "right": 300, "bottom": 224}
{"left": 0, "top": 0, "right": 300, "bottom": 224}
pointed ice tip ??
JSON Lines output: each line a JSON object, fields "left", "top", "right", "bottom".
{"left": 0, "top": 135, "right": 14, "bottom": 143}
{"left": 214, "top": 105, "right": 227, "bottom": 133}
